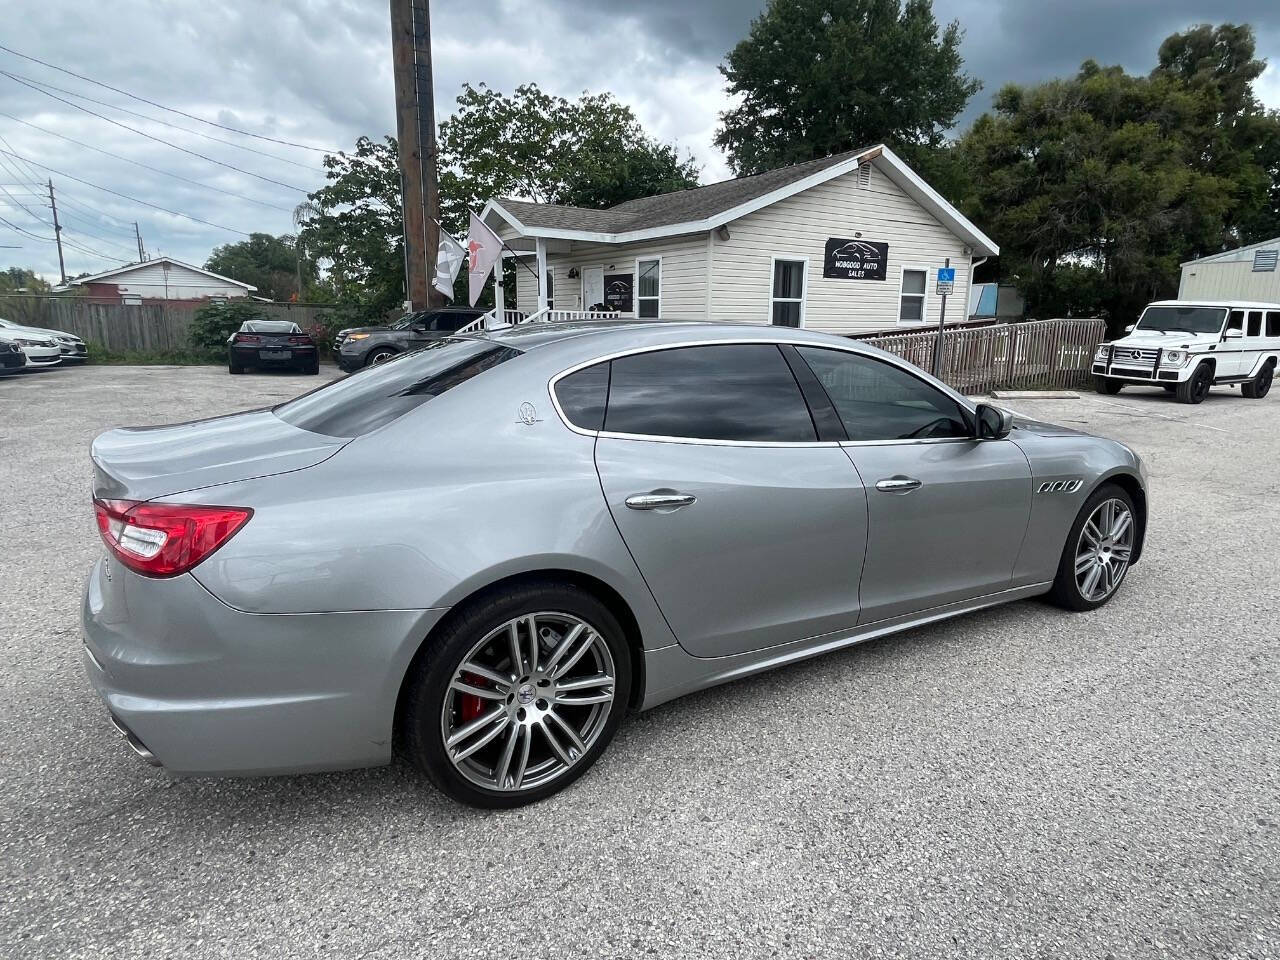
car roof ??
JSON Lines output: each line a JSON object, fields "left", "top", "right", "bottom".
{"left": 456, "top": 319, "right": 880, "bottom": 365}
{"left": 1147, "top": 299, "right": 1280, "bottom": 309}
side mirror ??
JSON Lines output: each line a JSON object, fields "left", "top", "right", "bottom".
{"left": 974, "top": 403, "right": 1013, "bottom": 440}
{"left": 1223, "top": 327, "right": 1243, "bottom": 340}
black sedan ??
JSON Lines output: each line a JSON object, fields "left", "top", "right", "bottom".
{"left": 227, "top": 320, "right": 319, "bottom": 375}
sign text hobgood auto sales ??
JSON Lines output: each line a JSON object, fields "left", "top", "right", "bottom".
{"left": 823, "top": 238, "right": 889, "bottom": 281}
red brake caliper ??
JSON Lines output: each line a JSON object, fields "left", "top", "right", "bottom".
{"left": 460, "top": 672, "right": 487, "bottom": 724}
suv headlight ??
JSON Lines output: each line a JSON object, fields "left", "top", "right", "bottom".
{"left": 344, "top": 333, "right": 370, "bottom": 344}
{"left": 1161, "top": 350, "right": 1188, "bottom": 366}
{"left": 1094, "top": 344, "right": 1109, "bottom": 360}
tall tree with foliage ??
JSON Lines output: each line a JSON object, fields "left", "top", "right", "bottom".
{"left": 715, "top": 0, "right": 979, "bottom": 177}
{"left": 438, "top": 83, "right": 699, "bottom": 227}
{"left": 959, "top": 23, "right": 1278, "bottom": 333}
{"left": 205, "top": 233, "right": 316, "bottom": 302}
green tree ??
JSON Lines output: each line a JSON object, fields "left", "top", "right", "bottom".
{"left": 0, "top": 267, "right": 51, "bottom": 294}
{"left": 714, "top": 0, "right": 979, "bottom": 177}
{"left": 300, "top": 135, "right": 405, "bottom": 318}
{"left": 188, "top": 300, "right": 268, "bottom": 354}
{"left": 205, "top": 232, "right": 314, "bottom": 302}
{"left": 437, "top": 83, "right": 699, "bottom": 228}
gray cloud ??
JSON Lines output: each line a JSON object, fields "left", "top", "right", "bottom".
{"left": 1, "top": 0, "right": 1278, "bottom": 283}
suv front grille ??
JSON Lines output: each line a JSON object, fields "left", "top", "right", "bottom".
{"left": 1110, "top": 347, "right": 1159, "bottom": 364}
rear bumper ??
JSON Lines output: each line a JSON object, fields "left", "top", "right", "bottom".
{"left": 229, "top": 344, "right": 317, "bottom": 368}
{"left": 80, "top": 557, "right": 446, "bottom": 776}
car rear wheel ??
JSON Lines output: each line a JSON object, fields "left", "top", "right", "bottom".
{"left": 228, "top": 360, "right": 244, "bottom": 375}
{"left": 1046, "top": 483, "right": 1137, "bottom": 611}
{"left": 1094, "top": 377, "right": 1123, "bottom": 395}
{"left": 365, "top": 347, "right": 397, "bottom": 367}
{"left": 1241, "top": 363, "right": 1273, "bottom": 399}
{"left": 399, "top": 582, "right": 631, "bottom": 808}
{"left": 1175, "top": 363, "right": 1213, "bottom": 404}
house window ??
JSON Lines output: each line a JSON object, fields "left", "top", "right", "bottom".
{"left": 636, "top": 259, "right": 660, "bottom": 318}
{"left": 771, "top": 258, "right": 806, "bottom": 327}
{"left": 899, "top": 269, "right": 927, "bottom": 323}
{"left": 545, "top": 270, "right": 554, "bottom": 309}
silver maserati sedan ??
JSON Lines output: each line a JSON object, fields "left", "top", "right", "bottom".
{"left": 83, "top": 321, "right": 1148, "bottom": 807}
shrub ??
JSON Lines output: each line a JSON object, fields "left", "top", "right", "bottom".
{"left": 188, "top": 301, "right": 269, "bottom": 353}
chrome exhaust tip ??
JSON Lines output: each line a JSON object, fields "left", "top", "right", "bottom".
{"left": 108, "top": 714, "right": 162, "bottom": 767}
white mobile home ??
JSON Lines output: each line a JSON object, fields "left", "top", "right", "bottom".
{"left": 481, "top": 145, "right": 998, "bottom": 335}
{"left": 1179, "top": 238, "right": 1280, "bottom": 302}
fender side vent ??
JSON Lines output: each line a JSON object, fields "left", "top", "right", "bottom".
{"left": 1038, "top": 479, "right": 1083, "bottom": 494}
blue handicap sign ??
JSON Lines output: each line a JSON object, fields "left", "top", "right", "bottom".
{"left": 937, "top": 267, "right": 956, "bottom": 284}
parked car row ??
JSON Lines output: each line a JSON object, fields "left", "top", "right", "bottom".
{"left": 0, "top": 317, "right": 87, "bottom": 373}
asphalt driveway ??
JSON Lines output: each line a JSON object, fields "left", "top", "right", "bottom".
{"left": 0, "top": 364, "right": 1276, "bottom": 959}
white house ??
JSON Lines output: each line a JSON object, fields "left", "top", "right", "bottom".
{"left": 1179, "top": 237, "right": 1280, "bottom": 302}
{"left": 68, "top": 257, "right": 257, "bottom": 303}
{"left": 481, "top": 144, "right": 998, "bottom": 335}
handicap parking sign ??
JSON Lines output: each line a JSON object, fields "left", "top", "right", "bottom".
{"left": 936, "top": 267, "right": 955, "bottom": 295}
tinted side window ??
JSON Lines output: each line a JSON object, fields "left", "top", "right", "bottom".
{"left": 1268, "top": 312, "right": 1280, "bottom": 337}
{"left": 796, "top": 347, "right": 970, "bottom": 441}
{"left": 433, "top": 313, "right": 473, "bottom": 332}
{"left": 604, "top": 345, "right": 817, "bottom": 442}
{"left": 554, "top": 363, "right": 609, "bottom": 431}
{"left": 1227, "top": 310, "right": 1244, "bottom": 332}
{"left": 1247, "top": 311, "right": 1263, "bottom": 337}
{"left": 275, "top": 339, "right": 521, "bottom": 438}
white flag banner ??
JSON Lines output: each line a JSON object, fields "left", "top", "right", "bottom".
{"left": 435, "top": 227, "right": 466, "bottom": 300}
{"left": 466, "top": 211, "right": 503, "bottom": 307}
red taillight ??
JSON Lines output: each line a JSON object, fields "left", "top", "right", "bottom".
{"left": 235, "top": 334, "right": 261, "bottom": 344}
{"left": 93, "top": 498, "right": 252, "bottom": 578}
{"left": 288, "top": 335, "right": 312, "bottom": 345}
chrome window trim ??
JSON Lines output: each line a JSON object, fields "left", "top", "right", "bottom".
{"left": 546, "top": 336, "right": 978, "bottom": 448}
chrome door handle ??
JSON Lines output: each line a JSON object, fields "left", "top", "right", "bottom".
{"left": 875, "top": 476, "right": 922, "bottom": 493}
{"left": 625, "top": 493, "right": 697, "bottom": 511}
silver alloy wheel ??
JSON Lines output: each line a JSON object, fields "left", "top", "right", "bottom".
{"left": 369, "top": 349, "right": 396, "bottom": 365}
{"left": 440, "top": 612, "right": 616, "bottom": 793}
{"left": 1074, "top": 498, "right": 1134, "bottom": 602}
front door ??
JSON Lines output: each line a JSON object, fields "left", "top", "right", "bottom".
{"left": 581, "top": 267, "right": 604, "bottom": 311}
{"left": 792, "top": 345, "right": 1033, "bottom": 623}
{"left": 592, "top": 343, "right": 868, "bottom": 658}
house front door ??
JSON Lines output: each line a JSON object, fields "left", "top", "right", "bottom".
{"left": 581, "top": 266, "right": 604, "bottom": 311}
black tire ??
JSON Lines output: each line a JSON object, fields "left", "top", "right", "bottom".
{"left": 1161, "top": 384, "right": 1176, "bottom": 393}
{"left": 304, "top": 360, "right": 320, "bottom": 375}
{"left": 1175, "top": 362, "right": 1213, "bottom": 404}
{"left": 364, "top": 347, "right": 398, "bottom": 367}
{"left": 1094, "top": 376, "right": 1123, "bottom": 395}
{"left": 1046, "top": 482, "right": 1138, "bottom": 612}
{"left": 228, "top": 361, "right": 244, "bottom": 375}
{"left": 399, "top": 581, "right": 632, "bottom": 808}
{"left": 1241, "top": 362, "right": 1274, "bottom": 399}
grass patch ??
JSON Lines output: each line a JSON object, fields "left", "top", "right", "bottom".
{"left": 87, "top": 345, "right": 221, "bottom": 366}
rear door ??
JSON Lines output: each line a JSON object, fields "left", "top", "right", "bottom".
{"left": 794, "top": 346, "right": 1033, "bottom": 624}
{"left": 578, "top": 343, "right": 869, "bottom": 659}
{"left": 1239, "top": 309, "right": 1267, "bottom": 377}
{"left": 1219, "top": 310, "right": 1248, "bottom": 377}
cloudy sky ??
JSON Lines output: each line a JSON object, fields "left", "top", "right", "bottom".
{"left": 1, "top": 0, "right": 1278, "bottom": 284}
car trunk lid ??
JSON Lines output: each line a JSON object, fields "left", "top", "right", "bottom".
{"left": 91, "top": 409, "right": 346, "bottom": 501}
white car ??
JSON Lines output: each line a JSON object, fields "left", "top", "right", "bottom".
{"left": 7, "top": 331, "right": 62, "bottom": 369}
{"left": 0, "top": 317, "right": 88, "bottom": 363}
{"left": 1093, "top": 299, "right": 1280, "bottom": 404}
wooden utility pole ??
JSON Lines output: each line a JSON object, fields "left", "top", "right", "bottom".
{"left": 390, "top": 0, "right": 442, "bottom": 311}
{"left": 133, "top": 222, "right": 146, "bottom": 262}
{"left": 47, "top": 179, "right": 66, "bottom": 284}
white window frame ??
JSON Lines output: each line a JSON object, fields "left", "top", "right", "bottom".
{"left": 897, "top": 265, "right": 930, "bottom": 325}
{"left": 634, "top": 256, "right": 662, "bottom": 319}
{"left": 769, "top": 255, "right": 808, "bottom": 328}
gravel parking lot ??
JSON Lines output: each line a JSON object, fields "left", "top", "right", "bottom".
{"left": 1, "top": 363, "right": 1276, "bottom": 959}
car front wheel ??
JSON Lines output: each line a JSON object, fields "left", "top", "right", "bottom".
{"left": 1094, "top": 376, "right": 1123, "bottom": 395}
{"left": 1175, "top": 363, "right": 1213, "bottom": 404}
{"left": 1046, "top": 483, "right": 1137, "bottom": 611}
{"left": 365, "top": 347, "right": 397, "bottom": 367}
{"left": 399, "top": 582, "right": 631, "bottom": 808}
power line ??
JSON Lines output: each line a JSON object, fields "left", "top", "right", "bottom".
{"left": 0, "top": 149, "right": 252, "bottom": 236}
{"left": 3, "top": 71, "right": 312, "bottom": 193}
{"left": 0, "top": 69, "right": 323, "bottom": 172}
{"left": 0, "top": 212, "right": 53, "bottom": 241}
{"left": 0, "top": 44, "right": 338, "bottom": 154}
{"left": 56, "top": 207, "right": 140, "bottom": 247}
{"left": 2, "top": 112, "right": 296, "bottom": 213}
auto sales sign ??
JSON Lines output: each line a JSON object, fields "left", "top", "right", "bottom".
{"left": 823, "top": 237, "right": 889, "bottom": 281}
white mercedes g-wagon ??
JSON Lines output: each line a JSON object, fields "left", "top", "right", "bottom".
{"left": 1093, "top": 300, "right": 1280, "bottom": 404}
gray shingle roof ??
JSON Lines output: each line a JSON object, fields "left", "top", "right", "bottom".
{"left": 497, "top": 147, "right": 871, "bottom": 235}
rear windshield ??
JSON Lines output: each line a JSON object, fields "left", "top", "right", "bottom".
{"left": 274, "top": 338, "right": 522, "bottom": 438}
{"left": 243, "top": 320, "right": 301, "bottom": 333}
{"left": 1134, "top": 306, "right": 1226, "bottom": 334}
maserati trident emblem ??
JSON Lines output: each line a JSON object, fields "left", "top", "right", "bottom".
{"left": 516, "top": 402, "right": 541, "bottom": 425}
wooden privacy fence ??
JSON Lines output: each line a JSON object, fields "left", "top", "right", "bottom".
{"left": 850, "top": 318, "right": 1106, "bottom": 394}
{"left": 0, "top": 297, "right": 334, "bottom": 353}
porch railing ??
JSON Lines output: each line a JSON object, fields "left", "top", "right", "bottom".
{"left": 850, "top": 317, "right": 1105, "bottom": 394}
{"left": 454, "top": 307, "right": 620, "bottom": 335}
